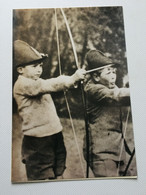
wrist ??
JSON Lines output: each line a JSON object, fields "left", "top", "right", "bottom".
{"left": 71, "top": 73, "right": 80, "bottom": 83}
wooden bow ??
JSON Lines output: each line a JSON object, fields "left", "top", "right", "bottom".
{"left": 55, "top": 8, "right": 90, "bottom": 178}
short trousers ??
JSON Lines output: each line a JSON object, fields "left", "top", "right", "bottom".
{"left": 22, "top": 132, "right": 66, "bottom": 180}
{"left": 83, "top": 130, "right": 126, "bottom": 177}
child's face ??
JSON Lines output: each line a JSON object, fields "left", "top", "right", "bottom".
{"left": 97, "top": 66, "right": 117, "bottom": 88}
{"left": 18, "top": 63, "right": 43, "bottom": 80}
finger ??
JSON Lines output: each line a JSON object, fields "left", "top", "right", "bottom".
{"left": 82, "top": 64, "right": 86, "bottom": 70}
{"left": 82, "top": 69, "right": 86, "bottom": 75}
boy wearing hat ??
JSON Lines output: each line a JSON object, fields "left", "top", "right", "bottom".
{"left": 13, "top": 40, "right": 86, "bottom": 181}
{"left": 83, "top": 49, "right": 131, "bottom": 177}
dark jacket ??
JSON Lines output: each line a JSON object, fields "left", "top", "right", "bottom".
{"left": 84, "top": 80, "right": 131, "bottom": 161}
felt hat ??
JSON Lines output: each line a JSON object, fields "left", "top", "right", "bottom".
{"left": 85, "top": 49, "right": 119, "bottom": 70}
{"left": 13, "top": 40, "right": 48, "bottom": 67}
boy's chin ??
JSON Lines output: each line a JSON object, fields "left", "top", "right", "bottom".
{"left": 109, "top": 83, "right": 115, "bottom": 89}
{"left": 33, "top": 76, "right": 40, "bottom": 80}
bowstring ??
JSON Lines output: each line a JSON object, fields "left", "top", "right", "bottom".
{"left": 54, "top": 8, "right": 85, "bottom": 178}
{"left": 55, "top": 8, "right": 62, "bottom": 76}
{"left": 117, "top": 107, "right": 130, "bottom": 176}
{"left": 60, "top": 8, "right": 90, "bottom": 178}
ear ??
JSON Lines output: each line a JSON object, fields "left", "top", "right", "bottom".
{"left": 17, "top": 67, "right": 24, "bottom": 74}
{"left": 93, "top": 72, "right": 100, "bottom": 82}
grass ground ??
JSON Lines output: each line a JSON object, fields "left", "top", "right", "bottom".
{"left": 12, "top": 113, "right": 137, "bottom": 183}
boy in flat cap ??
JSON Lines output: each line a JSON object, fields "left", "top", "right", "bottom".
{"left": 13, "top": 40, "right": 86, "bottom": 181}
{"left": 83, "top": 49, "right": 131, "bottom": 177}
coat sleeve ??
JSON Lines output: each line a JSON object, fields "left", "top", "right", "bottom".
{"left": 85, "top": 83, "right": 130, "bottom": 106}
{"left": 14, "top": 75, "right": 77, "bottom": 97}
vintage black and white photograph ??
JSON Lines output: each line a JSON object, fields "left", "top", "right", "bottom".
{"left": 12, "top": 6, "right": 137, "bottom": 183}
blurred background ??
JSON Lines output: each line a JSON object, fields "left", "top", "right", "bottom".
{"left": 13, "top": 7, "right": 128, "bottom": 117}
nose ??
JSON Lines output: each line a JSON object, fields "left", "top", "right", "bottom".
{"left": 111, "top": 73, "right": 116, "bottom": 80}
{"left": 36, "top": 65, "right": 42, "bottom": 73}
